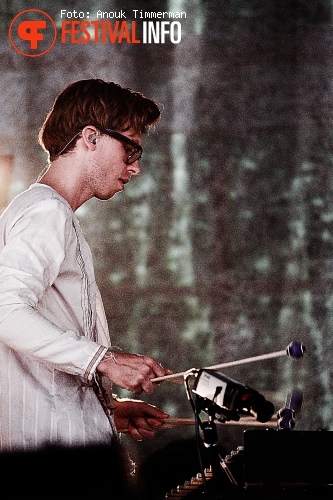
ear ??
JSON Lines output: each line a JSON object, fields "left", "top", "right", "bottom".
{"left": 81, "top": 126, "right": 100, "bottom": 150}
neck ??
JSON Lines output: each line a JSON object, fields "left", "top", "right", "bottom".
{"left": 38, "top": 157, "right": 91, "bottom": 211}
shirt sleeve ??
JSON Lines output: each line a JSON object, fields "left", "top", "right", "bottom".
{"left": 0, "top": 195, "right": 106, "bottom": 381}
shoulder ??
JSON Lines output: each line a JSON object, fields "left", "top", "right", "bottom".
{"left": 5, "top": 183, "right": 71, "bottom": 217}
{"left": 10, "top": 183, "right": 71, "bottom": 211}
{"left": 1, "top": 184, "right": 73, "bottom": 236}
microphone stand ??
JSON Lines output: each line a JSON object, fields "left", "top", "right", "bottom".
{"left": 196, "top": 399, "right": 239, "bottom": 499}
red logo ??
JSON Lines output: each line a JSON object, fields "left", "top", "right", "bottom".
{"left": 9, "top": 9, "right": 57, "bottom": 57}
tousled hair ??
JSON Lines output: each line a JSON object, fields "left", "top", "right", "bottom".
{"left": 39, "top": 79, "right": 161, "bottom": 161}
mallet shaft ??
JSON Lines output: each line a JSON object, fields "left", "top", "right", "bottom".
{"left": 152, "top": 349, "right": 287, "bottom": 384}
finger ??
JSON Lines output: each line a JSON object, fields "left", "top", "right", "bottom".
{"left": 152, "top": 369, "right": 174, "bottom": 386}
{"left": 127, "top": 370, "right": 153, "bottom": 394}
{"left": 126, "top": 424, "right": 144, "bottom": 441}
{"left": 152, "top": 362, "right": 172, "bottom": 378}
{"left": 131, "top": 385, "right": 144, "bottom": 395}
{"left": 142, "top": 407, "right": 170, "bottom": 420}
{"left": 133, "top": 417, "right": 155, "bottom": 430}
{"left": 145, "top": 418, "right": 166, "bottom": 429}
{"left": 128, "top": 421, "right": 155, "bottom": 441}
{"left": 137, "top": 428, "right": 155, "bottom": 440}
{"left": 115, "top": 353, "right": 172, "bottom": 381}
{"left": 137, "top": 356, "right": 171, "bottom": 379}
{"left": 141, "top": 379, "right": 154, "bottom": 394}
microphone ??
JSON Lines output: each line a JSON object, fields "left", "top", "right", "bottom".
{"left": 193, "top": 369, "right": 275, "bottom": 423}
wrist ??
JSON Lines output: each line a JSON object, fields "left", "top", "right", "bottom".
{"left": 96, "top": 348, "right": 116, "bottom": 375}
{"left": 101, "top": 348, "right": 117, "bottom": 362}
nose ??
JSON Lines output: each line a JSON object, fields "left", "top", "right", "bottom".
{"left": 128, "top": 161, "right": 141, "bottom": 176}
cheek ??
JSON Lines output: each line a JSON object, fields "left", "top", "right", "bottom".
{"left": 104, "top": 161, "right": 121, "bottom": 178}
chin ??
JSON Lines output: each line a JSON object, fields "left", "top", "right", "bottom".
{"left": 97, "top": 188, "right": 122, "bottom": 201}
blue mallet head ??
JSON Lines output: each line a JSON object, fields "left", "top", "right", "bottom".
{"left": 286, "top": 341, "right": 306, "bottom": 359}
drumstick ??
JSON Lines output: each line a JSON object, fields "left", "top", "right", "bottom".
{"left": 158, "top": 417, "right": 277, "bottom": 428}
{"left": 152, "top": 341, "right": 305, "bottom": 384}
{"left": 117, "top": 416, "right": 277, "bottom": 433}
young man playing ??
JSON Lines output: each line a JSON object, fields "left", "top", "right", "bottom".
{"left": 0, "top": 79, "right": 171, "bottom": 496}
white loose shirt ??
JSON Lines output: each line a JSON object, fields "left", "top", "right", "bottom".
{"left": 0, "top": 184, "right": 116, "bottom": 451}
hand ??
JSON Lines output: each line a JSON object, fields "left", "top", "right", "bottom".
{"left": 96, "top": 351, "right": 172, "bottom": 394}
{"left": 113, "top": 398, "right": 170, "bottom": 441}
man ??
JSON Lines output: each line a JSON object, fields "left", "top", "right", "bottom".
{"left": 0, "top": 79, "right": 171, "bottom": 496}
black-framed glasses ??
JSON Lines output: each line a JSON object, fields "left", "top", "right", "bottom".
{"left": 102, "top": 129, "right": 143, "bottom": 165}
